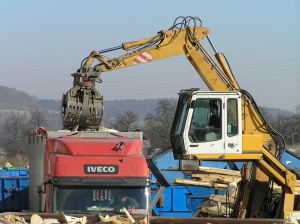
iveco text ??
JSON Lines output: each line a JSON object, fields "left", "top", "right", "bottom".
{"left": 84, "top": 165, "right": 118, "bottom": 174}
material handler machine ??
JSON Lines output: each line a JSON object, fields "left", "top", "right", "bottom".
{"left": 30, "top": 16, "right": 300, "bottom": 221}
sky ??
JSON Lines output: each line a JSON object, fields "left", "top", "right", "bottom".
{"left": 1, "top": 1, "right": 300, "bottom": 112}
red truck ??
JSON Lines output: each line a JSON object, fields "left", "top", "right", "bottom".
{"left": 28, "top": 128, "right": 150, "bottom": 216}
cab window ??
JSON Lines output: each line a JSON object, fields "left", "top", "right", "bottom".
{"left": 189, "top": 98, "right": 222, "bottom": 142}
{"left": 227, "top": 98, "right": 238, "bottom": 137}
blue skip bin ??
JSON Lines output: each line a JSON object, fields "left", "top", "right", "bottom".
{"left": 0, "top": 167, "right": 29, "bottom": 212}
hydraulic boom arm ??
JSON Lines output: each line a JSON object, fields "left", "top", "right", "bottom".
{"left": 63, "top": 16, "right": 282, "bottom": 160}
{"left": 78, "top": 18, "right": 239, "bottom": 91}
{"left": 62, "top": 16, "right": 241, "bottom": 131}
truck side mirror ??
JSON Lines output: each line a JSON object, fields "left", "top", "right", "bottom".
{"left": 36, "top": 185, "right": 44, "bottom": 194}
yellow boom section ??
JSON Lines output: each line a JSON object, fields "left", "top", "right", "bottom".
{"left": 78, "top": 22, "right": 277, "bottom": 157}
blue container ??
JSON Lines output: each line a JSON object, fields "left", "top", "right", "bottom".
{"left": 0, "top": 167, "right": 29, "bottom": 212}
{"left": 147, "top": 147, "right": 233, "bottom": 217}
{"left": 282, "top": 150, "right": 300, "bottom": 170}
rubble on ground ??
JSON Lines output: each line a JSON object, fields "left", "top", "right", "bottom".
{"left": 0, "top": 208, "right": 148, "bottom": 224}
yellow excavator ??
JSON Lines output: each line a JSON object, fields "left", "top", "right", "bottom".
{"left": 62, "top": 16, "right": 299, "bottom": 219}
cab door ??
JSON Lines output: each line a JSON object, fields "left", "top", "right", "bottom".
{"left": 184, "top": 93, "right": 225, "bottom": 155}
{"left": 183, "top": 91, "right": 242, "bottom": 156}
{"left": 224, "top": 94, "right": 242, "bottom": 154}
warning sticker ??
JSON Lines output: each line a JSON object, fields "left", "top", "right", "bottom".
{"left": 133, "top": 52, "right": 152, "bottom": 65}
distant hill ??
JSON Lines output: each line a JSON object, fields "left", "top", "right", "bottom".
{"left": 0, "top": 86, "right": 37, "bottom": 110}
{"left": 0, "top": 85, "right": 295, "bottom": 129}
{"left": 0, "top": 85, "right": 176, "bottom": 117}
{"left": 35, "top": 98, "right": 177, "bottom": 119}
{"left": 0, "top": 86, "right": 178, "bottom": 130}
{"left": 260, "top": 106, "right": 295, "bottom": 118}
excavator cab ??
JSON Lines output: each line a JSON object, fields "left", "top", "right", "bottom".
{"left": 171, "top": 89, "right": 243, "bottom": 160}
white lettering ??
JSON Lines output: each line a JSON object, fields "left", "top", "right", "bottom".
{"left": 108, "top": 167, "right": 115, "bottom": 172}
{"left": 85, "top": 165, "right": 117, "bottom": 174}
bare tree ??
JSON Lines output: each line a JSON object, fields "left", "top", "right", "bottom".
{"left": 294, "top": 104, "right": 300, "bottom": 146}
{"left": 112, "top": 110, "right": 140, "bottom": 131}
{"left": 143, "top": 99, "right": 176, "bottom": 150}
{"left": 10, "top": 154, "right": 29, "bottom": 167}
{"left": 267, "top": 105, "right": 300, "bottom": 150}
{"left": 0, "top": 111, "right": 30, "bottom": 156}
{"left": 29, "top": 108, "right": 48, "bottom": 128}
{"left": 286, "top": 104, "right": 300, "bottom": 148}
{"left": 295, "top": 104, "right": 300, "bottom": 115}
{"left": 259, "top": 106, "right": 273, "bottom": 124}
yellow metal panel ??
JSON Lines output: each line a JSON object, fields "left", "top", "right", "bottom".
{"left": 223, "top": 154, "right": 263, "bottom": 160}
{"left": 192, "top": 154, "right": 223, "bottom": 159}
{"left": 242, "top": 134, "right": 263, "bottom": 153}
{"left": 193, "top": 153, "right": 262, "bottom": 161}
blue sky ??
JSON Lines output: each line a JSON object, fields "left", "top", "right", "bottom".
{"left": 1, "top": 1, "right": 299, "bottom": 112}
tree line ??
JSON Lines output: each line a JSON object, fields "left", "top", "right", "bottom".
{"left": 0, "top": 100, "right": 299, "bottom": 167}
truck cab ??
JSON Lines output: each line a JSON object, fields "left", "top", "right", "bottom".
{"left": 28, "top": 129, "right": 150, "bottom": 216}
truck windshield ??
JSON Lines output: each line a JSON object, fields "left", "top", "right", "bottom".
{"left": 54, "top": 186, "right": 149, "bottom": 215}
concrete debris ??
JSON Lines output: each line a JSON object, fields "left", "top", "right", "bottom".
{"left": 285, "top": 216, "right": 299, "bottom": 224}
{"left": 0, "top": 213, "right": 148, "bottom": 224}
{"left": 4, "top": 162, "right": 13, "bottom": 168}
{"left": 62, "top": 213, "right": 87, "bottom": 224}
{"left": 30, "top": 214, "right": 44, "bottom": 224}
{"left": 0, "top": 214, "right": 26, "bottom": 224}
{"left": 194, "top": 199, "right": 232, "bottom": 217}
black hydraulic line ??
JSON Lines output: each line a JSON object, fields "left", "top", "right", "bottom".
{"left": 240, "top": 89, "right": 286, "bottom": 160}
{"left": 206, "top": 36, "right": 218, "bottom": 54}
{"left": 80, "top": 46, "right": 123, "bottom": 68}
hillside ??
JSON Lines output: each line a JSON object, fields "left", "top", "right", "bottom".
{"left": 0, "top": 86, "right": 37, "bottom": 110}
{"left": 0, "top": 85, "right": 177, "bottom": 116}
{"left": 0, "top": 86, "right": 178, "bottom": 130}
{"left": 0, "top": 85, "right": 295, "bottom": 129}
